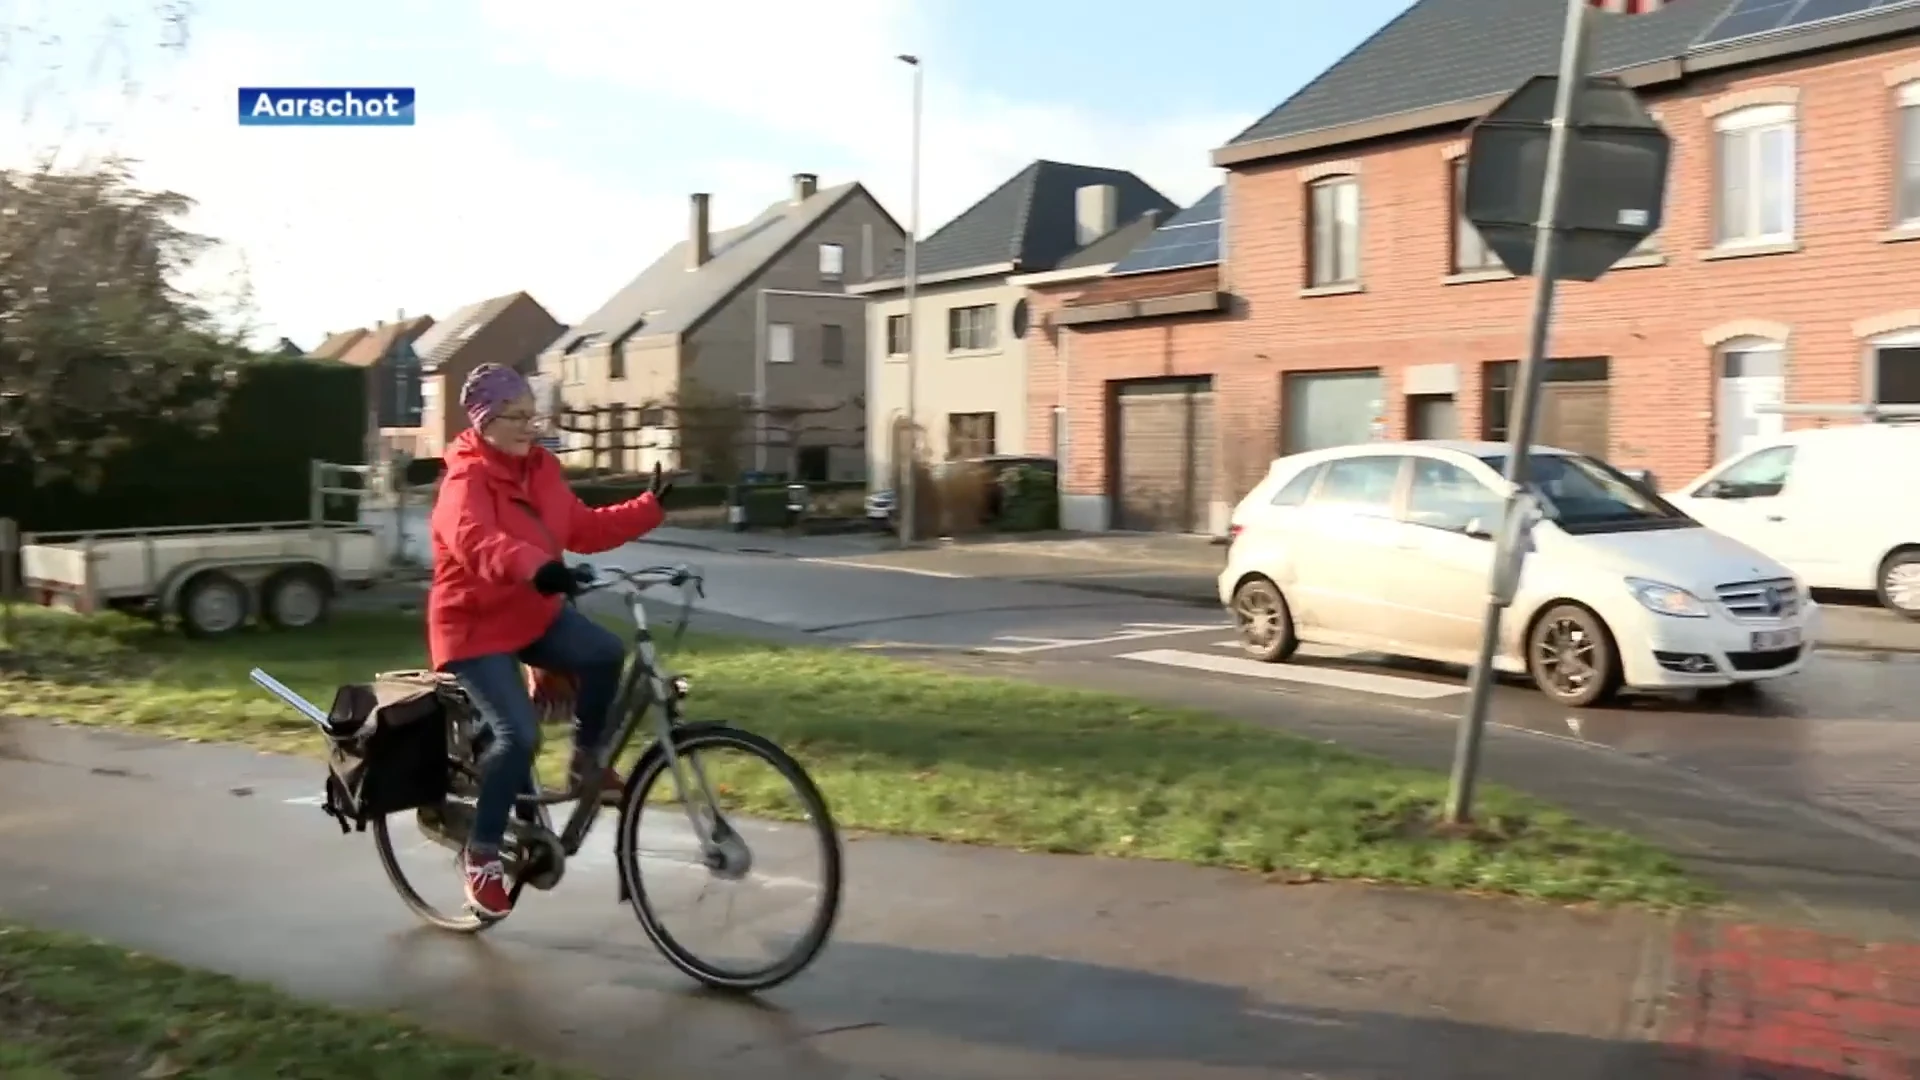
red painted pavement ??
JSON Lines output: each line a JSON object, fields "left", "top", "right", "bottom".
{"left": 1661, "top": 922, "right": 1920, "bottom": 1079}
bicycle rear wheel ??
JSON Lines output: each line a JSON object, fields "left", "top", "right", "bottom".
{"left": 615, "top": 725, "right": 842, "bottom": 992}
{"left": 373, "top": 805, "right": 497, "bottom": 933}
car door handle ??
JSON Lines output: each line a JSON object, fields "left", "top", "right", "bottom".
{"left": 1764, "top": 514, "right": 1785, "bottom": 522}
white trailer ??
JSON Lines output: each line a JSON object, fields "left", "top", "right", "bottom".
{"left": 18, "top": 461, "right": 399, "bottom": 636}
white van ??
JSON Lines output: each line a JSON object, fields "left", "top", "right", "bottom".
{"left": 1218, "top": 441, "right": 1817, "bottom": 707}
{"left": 1663, "top": 423, "right": 1920, "bottom": 618}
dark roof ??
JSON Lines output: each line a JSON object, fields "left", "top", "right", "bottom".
{"left": 1229, "top": 0, "right": 1729, "bottom": 149}
{"left": 337, "top": 315, "right": 434, "bottom": 367}
{"left": 548, "top": 182, "right": 890, "bottom": 356}
{"left": 414, "top": 291, "right": 523, "bottom": 369}
{"left": 1055, "top": 210, "right": 1168, "bottom": 270}
{"left": 874, "top": 160, "right": 1177, "bottom": 282}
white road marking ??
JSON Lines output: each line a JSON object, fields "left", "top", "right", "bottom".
{"left": 796, "top": 557, "right": 964, "bottom": 578}
{"left": 1118, "top": 648, "right": 1467, "bottom": 700}
{"left": 982, "top": 623, "right": 1226, "bottom": 655}
{"left": 1211, "top": 639, "right": 1366, "bottom": 661}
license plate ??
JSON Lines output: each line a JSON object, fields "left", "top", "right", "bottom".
{"left": 1749, "top": 627, "right": 1802, "bottom": 651}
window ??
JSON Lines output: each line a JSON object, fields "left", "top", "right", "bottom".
{"left": 819, "top": 243, "right": 845, "bottom": 279}
{"left": 1714, "top": 104, "right": 1796, "bottom": 246}
{"left": 455, "top": 322, "right": 482, "bottom": 342}
{"left": 1406, "top": 458, "right": 1503, "bottom": 534}
{"left": 947, "top": 304, "right": 997, "bottom": 351}
{"left": 1269, "top": 462, "right": 1324, "bottom": 506}
{"left": 1483, "top": 451, "right": 1689, "bottom": 531}
{"left": 639, "top": 407, "right": 666, "bottom": 427}
{"left": 1899, "top": 82, "right": 1920, "bottom": 225}
{"left": 562, "top": 354, "right": 582, "bottom": 385}
{"left": 1449, "top": 158, "right": 1502, "bottom": 273}
{"left": 886, "top": 313, "right": 909, "bottom": 356}
{"left": 1702, "top": 445, "right": 1795, "bottom": 500}
{"left": 947, "top": 412, "right": 997, "bottom": 459}
{"left": 768, "top": 322, "right": 794, "bottom": 364}
{"left": 1480, "top": 357, "right": 1609, "bottom": 442}
{"left": 608, "top": 344, "right": 625, "bottom": 380}
{"left": 821, "top": 323, "right": 844, "bottom": 366}
{"left": 1306, "top": 176, "right": 1360, "bottom": 287}
{"left": 1873, "top": 330, "right": 1920, "bottom": 405}
{"left": 1309, "top": 455, "right": 1403, "bottom": 514}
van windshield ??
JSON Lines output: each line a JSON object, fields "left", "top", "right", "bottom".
{"left": 1478, "top": 452, "right": 1696, "bottom": 534}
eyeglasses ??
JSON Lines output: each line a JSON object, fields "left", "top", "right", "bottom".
{"left": 491, "top": 411, "right": 540, "bottom": 427}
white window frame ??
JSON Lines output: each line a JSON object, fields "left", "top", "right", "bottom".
{"left": 819, "top": 243, "right": 845, "bottom": 279}
{"left": 885, "top": 313, "right": 909, "bottom": 357}
{"left": 1307, "top": 175, "right": 1360, "bottom": 287}
{"left": 1448, "top": 158, "right": 1501, "bottom": 273}
{"left": 1713, "top": 335, "right": 1787, "bottom": 461}
{"left": 1897, "top": 82, "right": 1920, "bottom": 226}
{"left": 946, "top": 304, "right": 996, "bottom": 352}
{"left": 1870, "top": 325, "right": 1920, "bottom": 406}
{"left": 1713, "top": 103, "right": 1797, "bottom": 248}
{"left": 768, "top": 322, "right": 795, "bottom": 364}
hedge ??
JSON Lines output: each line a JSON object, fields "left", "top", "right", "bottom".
{"left": 0, "top": 358, "right": 367, "bottom": 533}
{"left": 572, "top": 479, "right": 867, "bottom": 521}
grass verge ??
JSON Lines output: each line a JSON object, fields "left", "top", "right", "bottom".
{"left": 0, "top": 607, "right": 1712, "bottom": 906}
{"left": 0, "top": 920, "right": 586, "bottom": 1078}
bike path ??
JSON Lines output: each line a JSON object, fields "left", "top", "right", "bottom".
{"left": 0, "top": 718, "right": 1673, "bottom": 1080}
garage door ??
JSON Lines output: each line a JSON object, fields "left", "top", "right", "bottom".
{"left": 1538, "top": 383, "right": 1610, "bottom": 459}
{"left": 1282, "top": 370, "right": 1384, "bottom": 455}
{"left": 1113, "top": 379, "right": 1215, "bottom": 533}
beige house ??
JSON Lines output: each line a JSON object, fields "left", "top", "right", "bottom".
{"left": 540, "top": 173, "right": 902, "bottom": 482}
{"left": 852, "top": 160, "right": 1175, "bottom": 482}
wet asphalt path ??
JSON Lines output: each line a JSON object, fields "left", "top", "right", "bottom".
{"left": 0, "top": 722, "right": 1668, "bottom": 1080}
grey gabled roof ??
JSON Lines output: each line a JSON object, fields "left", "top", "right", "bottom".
{"left": 874, "top": 160, "right": 1178, "bottom": 282}
{"left": 414, "top": 291, "right": 523, "bottom": 369}
{"left": 1226, "top": 0, "right": 1729, "bottom": 148}
{"left": 1056, "top": 209, "right": 1169, "bottom": 270}
{"left": 550, "top": 182, "right": 882, "bottom": 354}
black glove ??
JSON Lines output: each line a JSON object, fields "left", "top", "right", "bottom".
{"left": 647, "top": 461, "right": 674, "bottom": 500}
{"left": 532, "top": 560, "right": 581, "bottom": 596}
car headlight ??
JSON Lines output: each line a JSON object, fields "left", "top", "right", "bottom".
{"left": 1625, "top": 577, "right": 1709, "bottom": 618}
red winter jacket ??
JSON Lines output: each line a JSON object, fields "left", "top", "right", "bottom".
{"left": 427, "top": 429, "right": 664, "bottom": 668}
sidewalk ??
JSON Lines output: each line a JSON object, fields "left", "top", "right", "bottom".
{"left": 641, "top": 526, "right": 1920, "bottom": 655}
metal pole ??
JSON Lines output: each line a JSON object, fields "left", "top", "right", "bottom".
{"left": 754, "top": 288, "right": 768, "bottom": 475}
{"left": 1445, "top": 0, "right": 1591, "bottom": 825}
{"left": 897, "top": 53, "right": 922, "bottom": 547}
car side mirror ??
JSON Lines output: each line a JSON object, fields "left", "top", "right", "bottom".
{"left": 1697, "top": 480, "right": 1726, "bottom": 499}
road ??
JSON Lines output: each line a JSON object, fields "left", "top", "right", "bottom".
{"left": 602, "top": 537, "right": 1920, "bottom": 886}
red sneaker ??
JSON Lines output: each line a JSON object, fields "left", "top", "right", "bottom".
{"left": 461, "top": 849, "right": 512, "bottom": 918}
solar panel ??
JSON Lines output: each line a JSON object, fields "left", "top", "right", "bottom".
{"left": 1108, "top": 187, "right": 1224, "bottom": 276}
{"left": 1694, "top": 0, "right": 1916, "bottom": 48}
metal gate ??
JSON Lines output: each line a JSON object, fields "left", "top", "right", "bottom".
{"left": 1112, "top": 378, "right": 1215, "bottom": 533}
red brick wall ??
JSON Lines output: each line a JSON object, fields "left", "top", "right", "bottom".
{"left": 1218, "top": 36, "right": 1920, "bottom": 488}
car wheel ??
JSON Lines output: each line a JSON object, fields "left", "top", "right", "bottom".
{"left": 1231, "top": 576, "right": 1298, "bottom": 663}
{"left": 1876, "top": 548, "right": 1920, "bottom": 621}
{"left": 1525, "top": 602, "right": 1621, "bottom": 708}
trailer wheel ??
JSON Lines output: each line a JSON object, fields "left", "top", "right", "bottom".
{"left": 179, "top": 571, "right": 250, "bottom": 638}
{"left": 263, "top": 567, "right": 333, "bottom": 630}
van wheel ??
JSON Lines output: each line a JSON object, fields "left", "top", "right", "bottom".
{"left": 1526, "top": 603, "right": 1621, "bottom": 708}
{"left": 263, "top": 567, "right": 333, "bottom": 629}
{"left": 179, "top": 571, "right": 251, "bottom": 638}
{"left": 1875, "top": 547, "right": 1920, "bottom": 621}
{"left": 1231, "top": 576, "right": 1298, "bottom": 663}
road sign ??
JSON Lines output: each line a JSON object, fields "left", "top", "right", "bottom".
{"left": 1463, "top": 74, "right": 1671, "bottom": 281}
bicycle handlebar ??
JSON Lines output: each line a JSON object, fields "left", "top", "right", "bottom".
{"left": 567, "top": 562, "right": 705, "bottom": 644}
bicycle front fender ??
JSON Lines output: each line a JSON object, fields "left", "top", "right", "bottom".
{"left": 614, "top": 721, "right": 733, "bottom": 905}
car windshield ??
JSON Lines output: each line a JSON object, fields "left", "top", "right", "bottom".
{"left": 1478, "top": 452, "right": 1694, "bottom": 534}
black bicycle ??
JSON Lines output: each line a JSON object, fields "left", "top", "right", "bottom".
{"left": 376, "top": 563, "right": 843, "bottom": 992}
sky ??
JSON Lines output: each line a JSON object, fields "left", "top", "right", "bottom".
{"left": 0, "top": 0, "right": 1413, "bottom": 347}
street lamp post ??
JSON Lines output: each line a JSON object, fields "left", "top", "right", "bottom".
{"left": 896, "top": 52, "right": 922, "bottom": 547}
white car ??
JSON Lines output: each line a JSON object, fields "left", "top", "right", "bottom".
{"left": 1663, "top": 422, "right": 1920, "bottom": 619}
{"left": 1217, "top": 440, "right": 1819, "bottom": 707}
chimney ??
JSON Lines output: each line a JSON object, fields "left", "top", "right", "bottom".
{"left": 792, "top": 172, "right": 818, "bottom": 204}
{"left": 1075, "top": 184, "right": 1118, "bottom": 246}
{"left": 688, "top": 193, "right": 711, "bottom": 269}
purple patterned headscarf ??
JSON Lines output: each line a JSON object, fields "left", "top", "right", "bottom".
{"left": 461, "top": 363, "right": 532, "bottom": 429}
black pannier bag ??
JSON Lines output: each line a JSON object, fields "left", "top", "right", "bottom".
{"left": 319, "top": 670, "right": 458, "bottom": 833}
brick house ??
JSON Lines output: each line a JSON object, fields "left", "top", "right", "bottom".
{"left": 315, "top": 314, "right": 435, "bottom": 460}
{"left": 1032, "top": 0, "right": 1920, "bottom": 535}
{"left": 411, "top": 291, "right": 564, "bottom": 458}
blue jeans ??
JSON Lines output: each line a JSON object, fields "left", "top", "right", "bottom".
{"left": 443, "top": 606, "right": 627, "bottom": 853}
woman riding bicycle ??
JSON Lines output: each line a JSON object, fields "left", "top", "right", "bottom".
{"left": 428, "top": 363, "right": 665, "bottom": 917}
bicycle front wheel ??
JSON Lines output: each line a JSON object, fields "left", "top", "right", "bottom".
{"left": 614, "top": 725, "right": 842, "bottom": 992}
